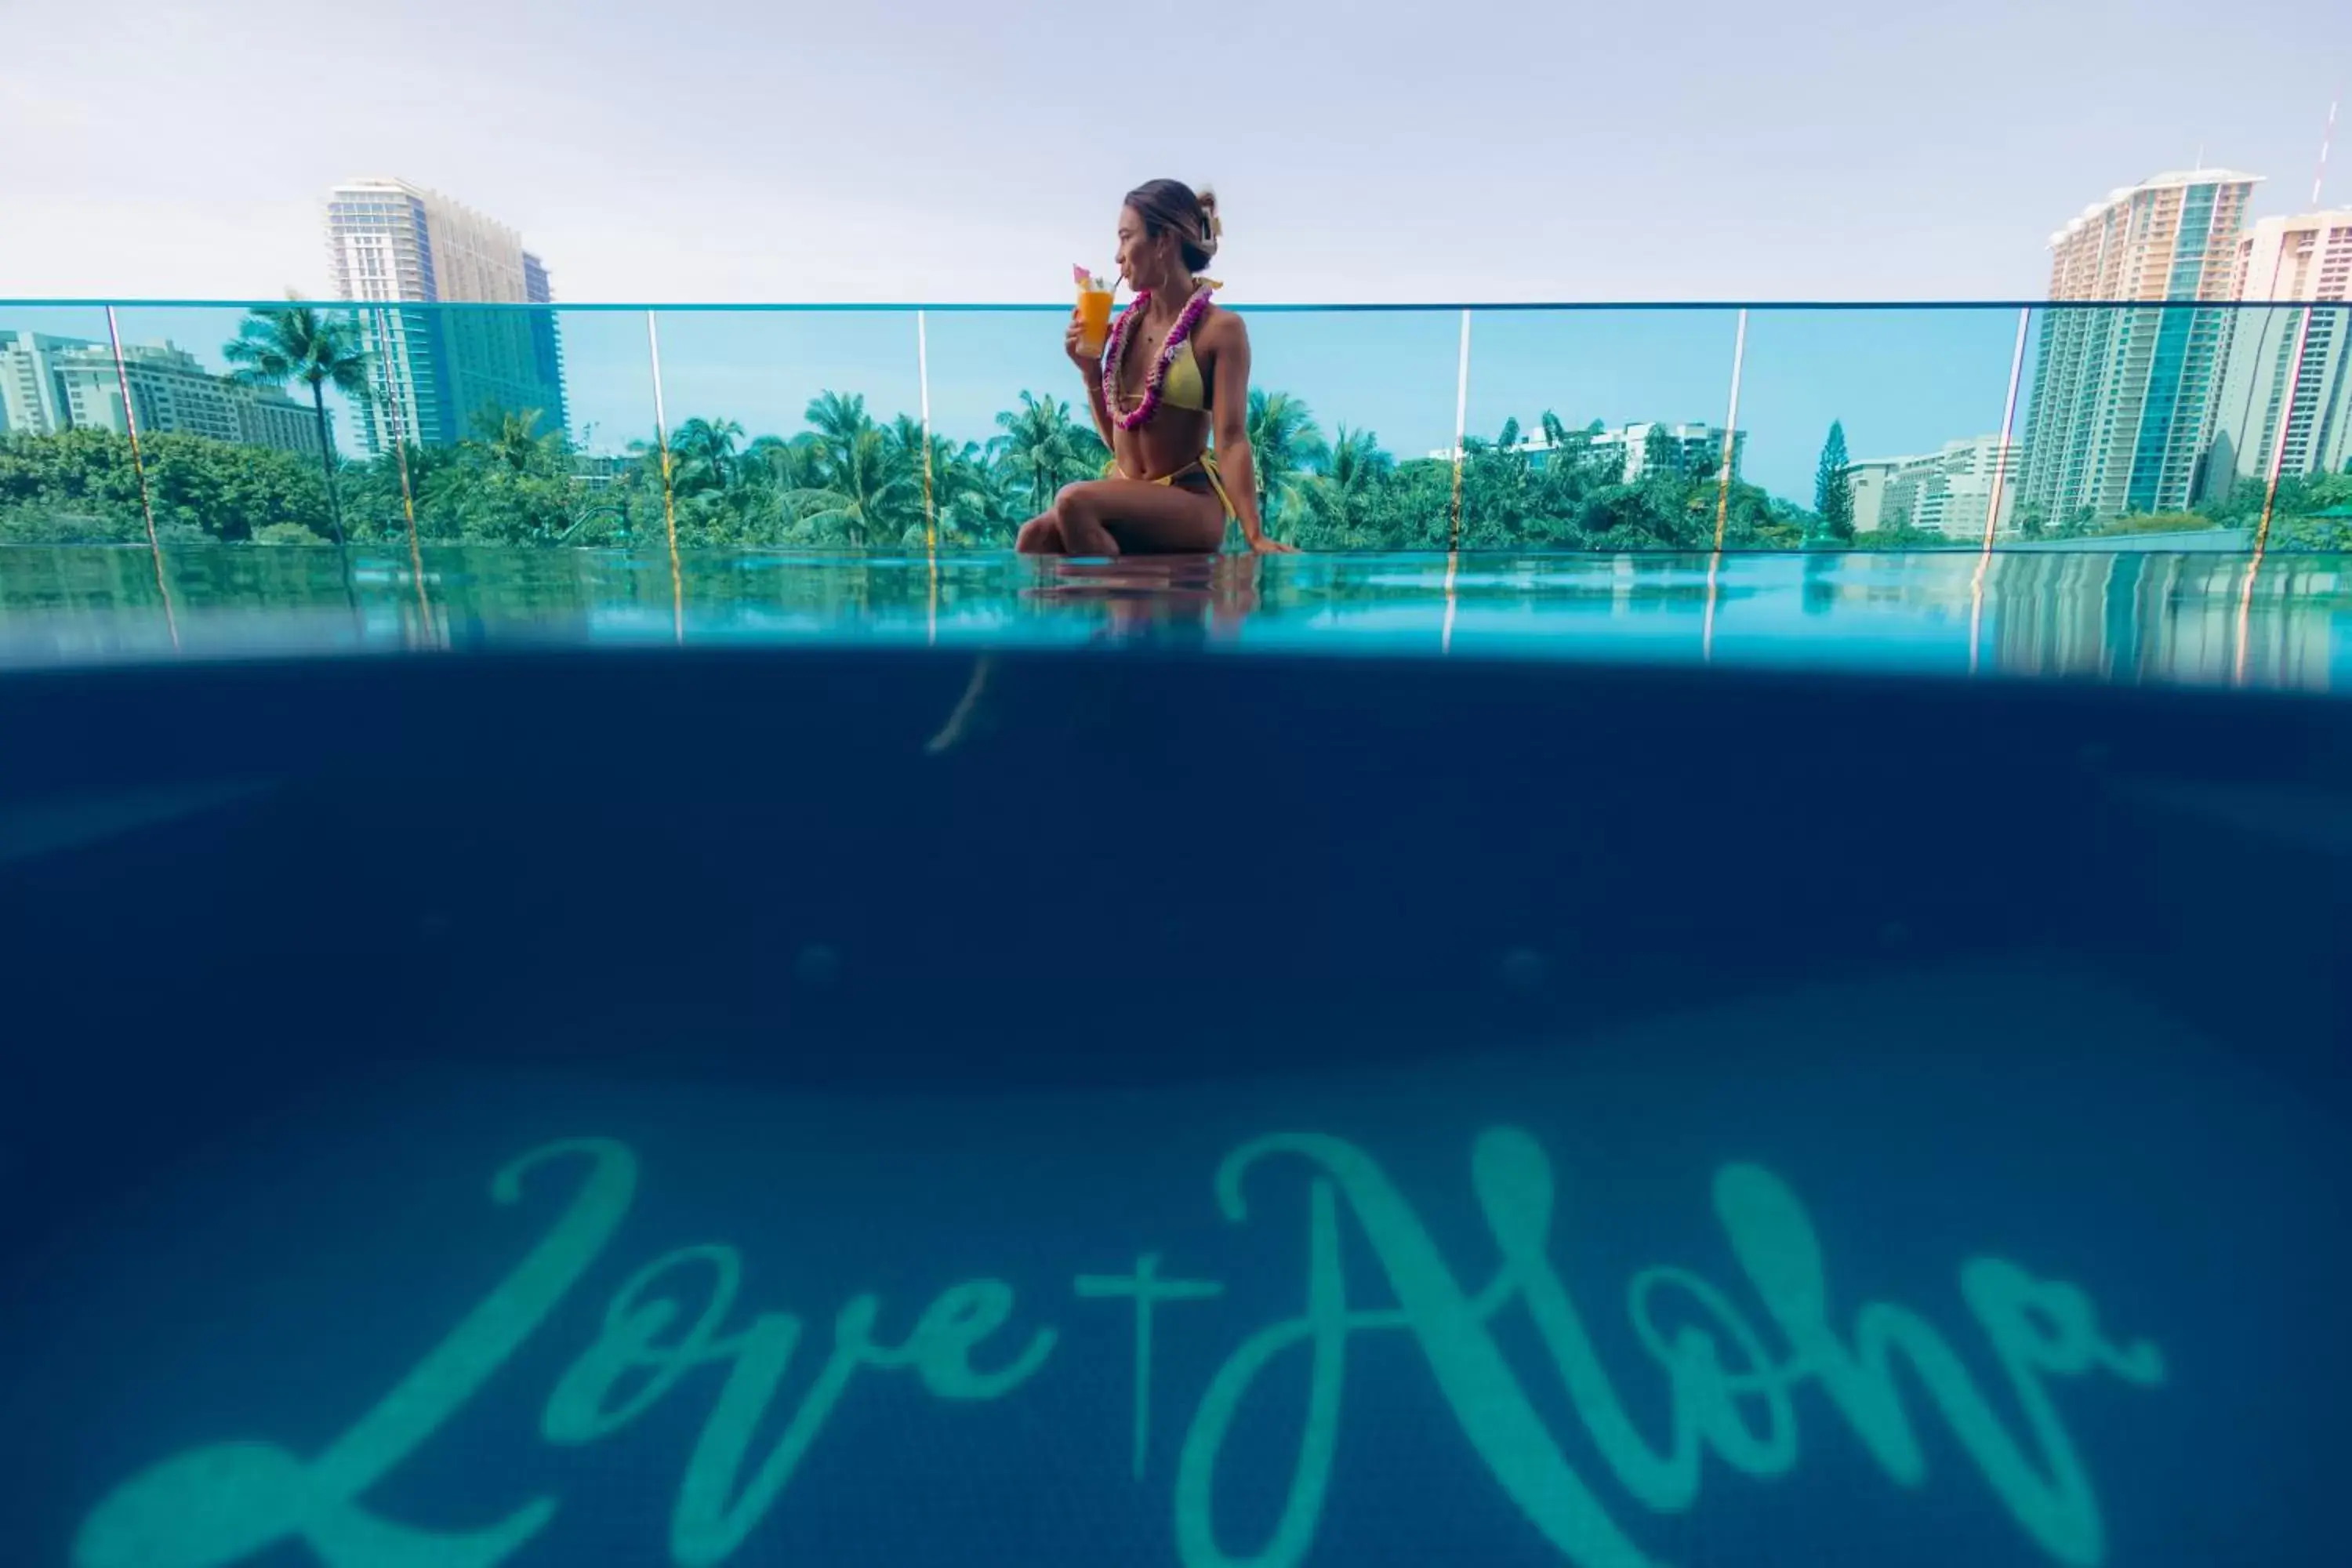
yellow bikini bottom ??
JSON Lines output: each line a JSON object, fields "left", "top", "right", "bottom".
{"left": 1120, "top": 452, "right": 1238, "bottom": 520}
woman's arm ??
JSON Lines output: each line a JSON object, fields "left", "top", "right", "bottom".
{"left": 1207, "top": 313, "right": 1295, "bottom": 553}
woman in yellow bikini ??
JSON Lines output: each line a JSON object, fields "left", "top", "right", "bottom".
{"left": 1014, "top": 180, "right": 1295, "bottom": 556}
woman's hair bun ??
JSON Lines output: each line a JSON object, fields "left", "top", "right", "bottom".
{"left": 1124, "top": 179, "right": 1221, "bottom": 271}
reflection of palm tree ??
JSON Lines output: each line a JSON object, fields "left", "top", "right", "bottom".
{"left": 789, "top": 426, "right": 919, "bottom": 547}
{"left": 994, "top": 390, "right": 1107, "bottom": 513}
{"left": 1244, "top": 389, "right": 1328, "bottom": 526}
{"left": 223, "top": 298, "right": 371, "bottom": 544}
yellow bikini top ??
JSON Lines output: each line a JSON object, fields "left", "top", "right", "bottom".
{"left": 1160, "top": 337, "right": 1210, "bottom": 413}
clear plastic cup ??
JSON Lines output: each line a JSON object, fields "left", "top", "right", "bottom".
{"left": 1076, "top": 285, "right": 1115, "bottom": 358}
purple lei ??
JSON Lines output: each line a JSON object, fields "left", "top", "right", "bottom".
{"left": 1102, "top": 284, "right": 1216, "bottom": 432}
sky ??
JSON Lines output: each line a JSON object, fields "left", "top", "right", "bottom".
{"left": 3, "top": 0, "right": 2345, "bottom": 498}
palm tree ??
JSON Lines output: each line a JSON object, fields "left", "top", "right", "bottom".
{"left": 880, "top": 413, "right": 931, "bottom": 498}
{"left": 994, "top": 390, "right": 1107, "bottom": 514}
{"left": 470, "top": 406, "right": 557, "bottom": 474}
{"left": 1244, "top": 389, "right": 1328, "bottom": 528}
{"left": 804, "top": 392, "right": 875, "bottom": 476}
{"left": 880, "top": 415, "right": 989, "bottom": 541}
{"left": 946, "top": 445, "right": 1024, "bottom": 544}
{"left": 1298, "top": 426, "right": 1394, "bottom": 547}
{"left": 670, "top": 416, "right": 745, "bottom": 495}
{"left": 223, "top": 298, "right": 371, "bottom": 544}
{"left": 788, "top": 426, "right": 920, "bottom": 547}
{"left": 745, "top": 433, "right": 822, "bottom": 491}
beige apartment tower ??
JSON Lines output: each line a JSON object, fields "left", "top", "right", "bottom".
{"left": 325, "top": 178, "right": 567, "bottom": 453}
{"left": 2018, "top": 169, "right": 2259, "bottom": 524}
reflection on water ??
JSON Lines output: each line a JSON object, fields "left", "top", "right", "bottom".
{"left": 0, "top": 546, "right": 2344, "bottom": 691}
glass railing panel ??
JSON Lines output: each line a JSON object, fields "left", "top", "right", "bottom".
{"left": 0, "top": 303, "right": 190, "bottom": 659}
{"left": 2004, "top": 301, "right": 2352, "bottom": 552}
{"left": 918, "top": 307, "right": 1083, "bottom": 557}
{"left": 1737, "top": 305, "right": 2025, "bottom": 552}
{"left": 1235, "top": 307, "right": 1462, "bottom": 551}
{"left": 4, "top": 301, "right": 368, "bottom": 654}
{"left": 1457, "top": 306, "right": 1743, "bottom": 553}
{"left": 646, "top": 307, "right": 925, "bottom": 554}
{"left": 2013, "top": 302, "right": 2228, "bottom": 548}
{"left": 2192, "top": 303, "right": 2352, "bottom": 554}
{"left": 2259, "top": 303, "right": 2352, "bottom": 552}
{"left": 1, "top": 303, "right": 151, "bottom": 583}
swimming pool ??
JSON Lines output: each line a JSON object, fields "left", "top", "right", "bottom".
{"left": 3, "top": 544, "right": 2348, "bottom": 691}
{"left": 2, "top": 544, "right": 2347, "bottom": 1567}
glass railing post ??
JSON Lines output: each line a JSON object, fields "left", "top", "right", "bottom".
{"left": 1969, "top": 307, "right": 2034, "bottom": 673}
{"left": 101, "top": 303, "right": 177, "bottom": 652}
{"left": 1448, "top": 309, "right": 1471, "bottom": 552}
{"left": 644, "top": 310, "right": 683, "bottom": 643}
{"left": 1711, "top": 307, "right": 1748, "bottom": 552}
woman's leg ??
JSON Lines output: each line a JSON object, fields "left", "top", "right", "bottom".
{"left": 1014, "top": 514, "right": 1065, "bottom": 554}
{"left": 1051, "top": 480, "right": 1228, "bottom": 557}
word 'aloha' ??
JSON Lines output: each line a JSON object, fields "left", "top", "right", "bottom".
{"left": 74, "top": 1129, "right": 2164, "bottom": 1568}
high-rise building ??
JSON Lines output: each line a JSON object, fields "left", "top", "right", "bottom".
{"left": 1849, "top": 436, "right": 2019, "bottom": 537}
{"left": 521, "top": 250, "right": 567, "bottom": 437}
{"left": 2205, "top": 209, "right": 2352, "bottom": 495}
{"left": 1612, "top": 422, "right": 1744, "bottom": 483}
{"left": 0, "top": 331, "right": 78, "bottom": 435}
{"left": 0, "top": 329, "right": 324, "bottom": 454}
{"left": 2018, "top": 169, "right": 2260, "bottom": 524}
{"left": 325, "top": 179, "right": 568, "bottom": 452}
{"left": 1846, "top": 456, "right": 1905, "bottom": 533}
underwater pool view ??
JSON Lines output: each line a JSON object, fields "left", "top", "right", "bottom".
{"left": 1, "top": 540, "right": 2347, "bottom": 1567}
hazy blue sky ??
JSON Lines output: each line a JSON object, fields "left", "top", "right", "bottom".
{"left": 4, "top": 0, "right": 2343, "bottom": 497}
{"left": 7, "top": 0, "right": 2342, "bottom": 303}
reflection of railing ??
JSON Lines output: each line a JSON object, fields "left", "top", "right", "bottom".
{"left": 5, "top": 550, "right": 2337, "bottom": 699}
{"left": 3, "top": 299, "right": 2347, "bottom": 567}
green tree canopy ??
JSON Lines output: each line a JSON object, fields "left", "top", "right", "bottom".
{"left": 1814, "top": 420, "right": 1853, "bottom": 541}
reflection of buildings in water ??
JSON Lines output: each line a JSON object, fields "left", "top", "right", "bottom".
{"left": 1987, "top": 553, "right": 2340, "bottom": 688}
{"left": 1603, "top": 554, "right": 1721, "bottom": 615}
